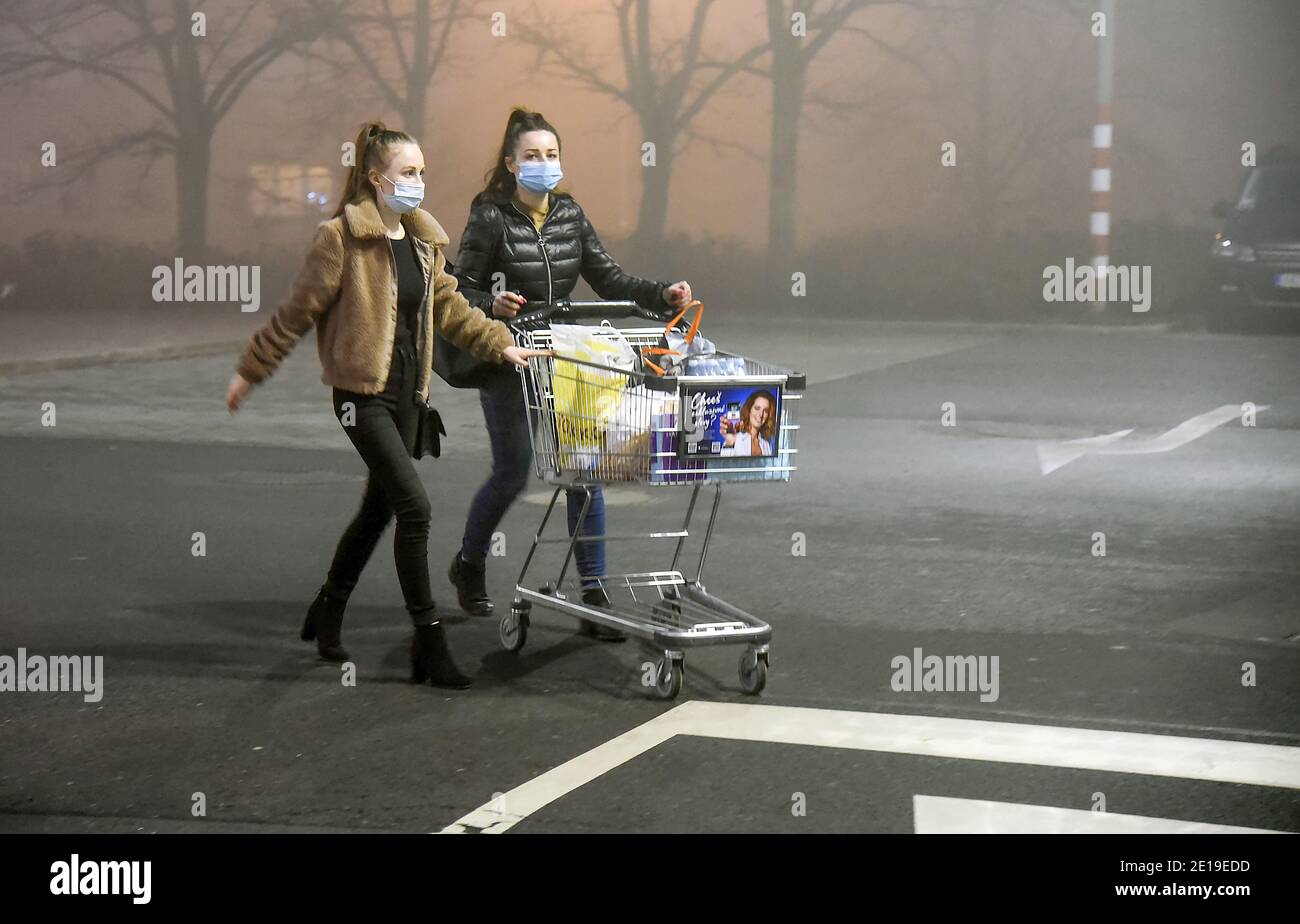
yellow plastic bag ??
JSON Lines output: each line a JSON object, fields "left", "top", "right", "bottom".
{"left": 550, "top": 324, "right": 635, "bottom": 471}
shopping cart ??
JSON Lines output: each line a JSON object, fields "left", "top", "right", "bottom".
{"left": 498, "top": 300, "right": 805, "bottom": 700}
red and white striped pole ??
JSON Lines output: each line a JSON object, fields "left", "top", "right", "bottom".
{"left": 1091, "top": 0, "right": 1116, "bottom": 306}
{"left": 1090, "top": 105, "right": 1112, "bottom": 269}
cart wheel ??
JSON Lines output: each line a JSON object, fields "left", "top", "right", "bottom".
{"left": 739, "top": 649, "right": 768, "bottom": 695}
{"left": 499, "top": 607, "right": 529, "bottom": 653}
{"left": 654, "top": 656, "right": 683, "bottom": 700}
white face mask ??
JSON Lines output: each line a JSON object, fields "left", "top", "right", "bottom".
{"left": 378, "top": 173, "right": 424, "bottom": 213}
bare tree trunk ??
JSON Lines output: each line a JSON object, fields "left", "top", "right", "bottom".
{"left": 971, "top": 5, "right": 994, "bottom": 236}
{"left": 970, "top": 6, "right": 999, "bottom": 314}
{"left": 0, "top": 2, "right": 334, "bottom": 257}
{"left": 173, "top": 17, "right": 210, "bottom": 260}
{"left": 636, "top": 114, "right": 675, "bottom": 247}
{"left": 764, "top": 0, "right": 910, "bottom": 260}
{"left": 768, "top": 42, "right": 806, "bottom": 260}
{"left": 512, "top": 0, "right": 769, "bottom": 250}
{"left": 312, "top": 0, "right": 468, "bottom": 145}
{"left": 174, "top": 129, "right": 212, "bottom": 259}
{"left": 404, "top": 0, "right": 432, "bottom": 139}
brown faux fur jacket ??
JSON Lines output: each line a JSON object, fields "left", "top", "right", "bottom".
{"left": 236, "top": 197, "right": 513, "bottom": 403}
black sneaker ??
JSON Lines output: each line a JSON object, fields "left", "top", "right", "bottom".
{"left": 578, "top": 587, "right": 626, "bottom": 643}
{"left": 449, "top": 553, "right": 495, "bottom": 618}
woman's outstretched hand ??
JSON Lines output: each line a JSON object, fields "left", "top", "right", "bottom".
{"left": 226, "top": 373, "right": 253, "bottom": 413}
{"left": 502, "top": 346, "right": 554, "bottom": 368}
{"left": 663, "top": 281, "right": 692, "bottom": 307}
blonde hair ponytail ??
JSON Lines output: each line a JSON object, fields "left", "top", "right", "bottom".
{"left": 333, "top": 120, "right": 417, "bottom": 218}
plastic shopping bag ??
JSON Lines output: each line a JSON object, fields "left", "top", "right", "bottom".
{"left": 600, "top": 384, "right": 660, "bottom": 480}
{"left": 604, "top": 384, "right": 646, "bottom": 455}
{"left": 666, "top": 329, "right": 716, "bottom": 368}
{"left": 647, "top": 301, "right": 740, "bottom": 378}
{"left": 641, "top": 300, "right": 707, "bottom": 376}
{"left": 550, "top": 323, "right": 635, "bottom": 472}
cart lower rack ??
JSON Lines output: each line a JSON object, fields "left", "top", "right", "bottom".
{"left": 495, "top": 301, "right": 805, "bottom": 700}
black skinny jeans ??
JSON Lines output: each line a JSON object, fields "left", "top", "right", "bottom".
{"left": 324, "top": 342, "right": 437, "bottom": 625}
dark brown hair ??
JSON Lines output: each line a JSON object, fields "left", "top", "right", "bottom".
{"left": 333, "top": 121, "right": 418, "bottom": 218}
{"left": 476, "top": 107, "right": 567, "bottom": 205}
{"left": 741, "top": 390, "right": 778, "bottom": 442}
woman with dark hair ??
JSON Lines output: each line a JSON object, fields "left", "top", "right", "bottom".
{"left": 720, "top": 390, "right": 777, "bottom": 457}
{"left": 447, "top": 107, "right": 694, "bottom": 641}
{"left": 225, "top": 121, "right": 549, "bottom": 689}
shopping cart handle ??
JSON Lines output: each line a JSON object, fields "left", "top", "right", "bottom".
{"left": 509, "top": 299, "right": 672, "bottom": 331}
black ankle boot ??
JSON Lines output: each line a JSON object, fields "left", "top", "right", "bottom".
{"left": 578, "top": 587, "right": 626, "bottom": 643}
{"left": 449, "top": 553, "right": 495, "bottom": 618}
{"left": 411, "top": 622, "right": 473, "bottom": 689}
{"left": 302, "top": 585, "right": 351, "bottom": 662}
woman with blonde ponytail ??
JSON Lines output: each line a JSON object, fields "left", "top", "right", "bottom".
{"left": 225, "top": 121, "right": 550, "bottom": 689}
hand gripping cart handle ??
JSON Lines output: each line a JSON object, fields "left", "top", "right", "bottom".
{"left": 499, "top": 300, "right": 805, "bottom": 700}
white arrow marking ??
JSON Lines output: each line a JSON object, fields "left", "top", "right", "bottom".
{"left": 913, "top": 795, "right": 1287, "bottom": 834}
{"left": 1037, "top": 428, "right": 1134, "bottom": 476}
{"left": 1038, "top": 404, "right": 1268, "bottom": 475}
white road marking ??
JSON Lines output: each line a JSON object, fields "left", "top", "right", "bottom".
{"left": 913, "top": 795, "right": 1287, "bottom": 834}
{"left": 440, "top": 701, "right": 1300, "bottom": 833}
{"left": 1037, "top": 428, "right": 1134, "bottom": 475}
{"left": 1037, "top": 404, "right": 1268, "bottom": 475}
{"left": 441, "top": 707, "right": 684, "bottom": 833}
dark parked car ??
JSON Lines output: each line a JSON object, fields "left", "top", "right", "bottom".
{"left": 1209, "top": 159, "right": 1300, "bottom": 330}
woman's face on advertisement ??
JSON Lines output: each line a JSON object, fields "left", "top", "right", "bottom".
{"left": 748, "top": 396, "right": 771, "bottom": 431}
{"left": 508, "top": 130, "right": 560, "bottom": 176}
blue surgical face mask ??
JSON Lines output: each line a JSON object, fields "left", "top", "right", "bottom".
{"left": 378, "top": 173, "right": 424, "bottom": 213}
{"left": 516, "top": 160, "right": 563, "bottom": 194}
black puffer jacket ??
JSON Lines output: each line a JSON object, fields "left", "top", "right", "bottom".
{"left": 451, "top": 192, "right": 670, "bottom": 351}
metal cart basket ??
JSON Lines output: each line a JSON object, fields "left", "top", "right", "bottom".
{"left": 500, "top": 300, "right": 805, "bottom": 699}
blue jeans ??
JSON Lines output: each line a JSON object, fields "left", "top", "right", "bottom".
{"left": 461, "top": 371, "right": 606, "bottom": 586}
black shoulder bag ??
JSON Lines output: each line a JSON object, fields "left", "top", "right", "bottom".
{"left": 433, "top": 254, "right": 502, "bottom": 389}
{"left": 412, "top": 401, "right": 446, "bottom": 460}
{"left": 414, "top": 247, "right": 450, "bottom": 456}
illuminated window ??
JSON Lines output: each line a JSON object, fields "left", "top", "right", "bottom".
{"left": 249, "top": 164, "right": 334, "bottom": 216}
